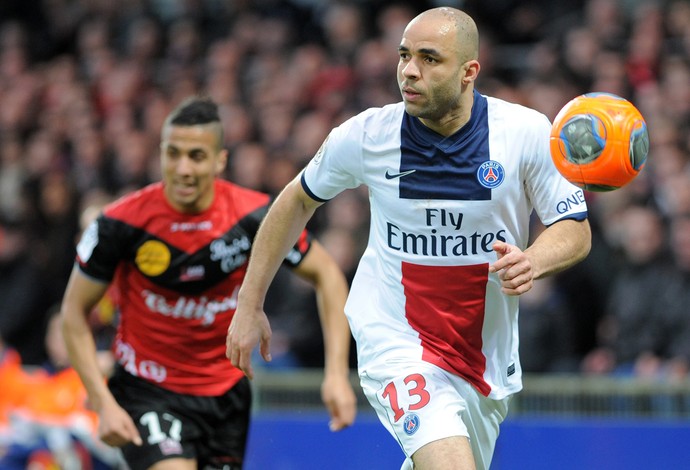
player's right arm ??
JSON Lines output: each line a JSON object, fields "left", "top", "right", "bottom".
{"left": 226, "top": 175, "right": 323, "bottom": 379}
{"left": 61, "top": 267, "right": 142, "bottom": 447}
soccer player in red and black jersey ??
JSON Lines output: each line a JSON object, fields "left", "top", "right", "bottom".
{"left": 60, "top": 96, "right": 357, "bottom": 470}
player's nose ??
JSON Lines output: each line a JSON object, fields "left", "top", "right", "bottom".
{"left": 401, "top": 59, "right": 420, "bottom": 79}
{"left": 175, "top": 155, "right": 195, "bottom": 175}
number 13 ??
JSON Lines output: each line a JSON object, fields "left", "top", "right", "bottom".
{"left": 382, "top": 373, "right": 431, "bottom": 422}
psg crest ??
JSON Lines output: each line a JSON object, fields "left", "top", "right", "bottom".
{"left": 403, "top": 413, "right": 420, "bottom": 435}
{"left": 476, "top": 161, "right": 505, "bottom": 189}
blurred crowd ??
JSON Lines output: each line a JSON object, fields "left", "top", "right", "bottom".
{"left": 2, "top": 0, "right": 690, "bottom": 465}
{"left": 0, "top": 0, "right": 689, "bottom": 388}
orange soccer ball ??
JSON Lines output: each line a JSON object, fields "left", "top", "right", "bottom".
{"left": 549, "top": 92, "right": 649, "bottom": 192}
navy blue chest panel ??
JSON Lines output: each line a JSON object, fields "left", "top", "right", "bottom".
{"left": 398, "top": 92, "right": 492, "bottom": 201}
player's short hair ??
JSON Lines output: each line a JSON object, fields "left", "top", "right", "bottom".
{"left": 166, "top": 96, "right": 221, "bottom": 126}
{"left": 164, "top": 96, "right": 224, "bottom": 148}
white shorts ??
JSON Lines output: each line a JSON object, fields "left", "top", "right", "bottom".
{"left": 360, "top": 359, "right": 511, "bottom": 470}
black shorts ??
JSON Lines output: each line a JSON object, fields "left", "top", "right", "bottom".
{"left": 108, "top": 367, "right": 251, "bottom": 470}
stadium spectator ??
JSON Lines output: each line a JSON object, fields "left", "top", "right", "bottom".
{"left": 659, "top": 213, "right": 690, "bottom": 380}
{"left": 581, "top": 205, "right": 675, "bottom": 377}
{"left": 519, "top": 275, "right": 580, "bottom": 373}
{"left": 226, "top": 142, "right": 269, "bottom": 192}
{"left": 26, "top": 171, "right": 82, "bottom": 306}
{"left": 0, "top": 216, "right": 52, "bottom": 365}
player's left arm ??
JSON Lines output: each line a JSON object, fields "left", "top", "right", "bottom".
{"left": 292, "top": 240, "right": 357, "bottom": 431}
{"left": 490, "top": 218, "right": 591, "bottom": 296}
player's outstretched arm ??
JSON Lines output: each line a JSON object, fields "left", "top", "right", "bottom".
{"left": 292, "top": 240, "right": 357, "bottom": 431}
{"left": 61, "top": 268, "right": 142, "bottom": 447}
{"left": 490, "top": 218, "right": 591, "bottom": 295}
{"left": 226, "top": 176, "right": 323, "bottom": 379}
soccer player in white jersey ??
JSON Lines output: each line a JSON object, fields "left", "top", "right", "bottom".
{"left": 227, "top": 6, "right": 591, "bottom": 470}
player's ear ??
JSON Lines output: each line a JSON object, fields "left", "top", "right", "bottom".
{"left": 462, "top": 59, "right": 480, "bottom": 84}
{"left": 215, "top": 149, "right": 228, "bottom": 175}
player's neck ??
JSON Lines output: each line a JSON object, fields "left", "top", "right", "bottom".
{"left": 419, "top": 89, "right": 474, "bottom": 137}
{"left": 420, "top": 107, "right": 472, "bottom": 137}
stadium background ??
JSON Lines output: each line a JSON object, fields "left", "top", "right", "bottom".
{"left": 0, "top": 0, "right": 689, "bottom": 468}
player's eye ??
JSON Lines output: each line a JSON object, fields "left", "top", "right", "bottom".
{"left": 189, "top": 150, "right": 206, "bottom": 162}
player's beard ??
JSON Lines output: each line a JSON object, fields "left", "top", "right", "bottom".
{"left": 401, "top": 81, "right": 462, "bottom": 122}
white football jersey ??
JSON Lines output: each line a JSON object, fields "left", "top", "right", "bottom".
{"left": 301, "top": 91, "right": 588, "bottom": 399}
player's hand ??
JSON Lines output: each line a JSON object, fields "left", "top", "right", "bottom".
{"left": 226, "top": 304, "right": 272, "bottom": 380}
{"left": 321, "top": 372, "right": 357, "bottom": 432}
{"left": 97, "top": 399, "right": 142, "bottom": 447}
{"left": 489, "top": 241, "right": 534, "bottom": 295}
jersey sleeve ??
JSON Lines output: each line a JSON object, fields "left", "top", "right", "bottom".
{"left": 75, "top": 214, "right": 129, "bottom": 282}
{"left": 300, "top": 116, "right": 365, "bottom": 202}
{"left": 523, "top": 112, "right": 588, "bottom": 226}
